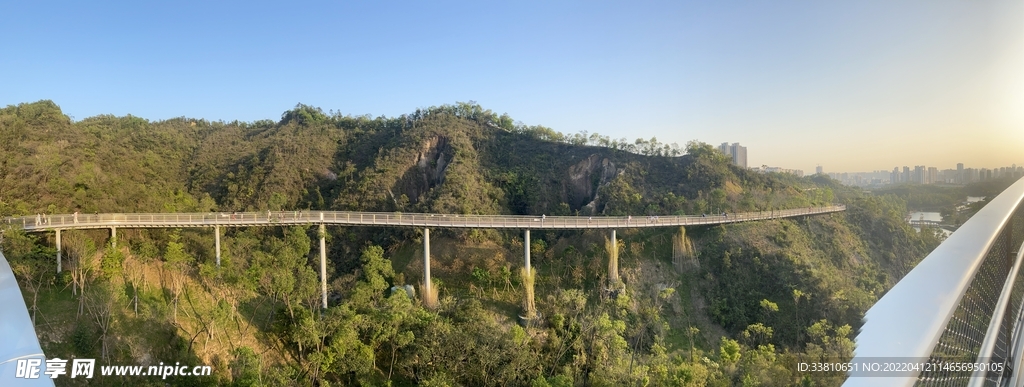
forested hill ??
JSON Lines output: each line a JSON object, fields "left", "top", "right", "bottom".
{"left": 0, "top": 100, "right": 810, "bottom": 217}
{"left": 1, "top": 100, "right": 940, "bottom": 386}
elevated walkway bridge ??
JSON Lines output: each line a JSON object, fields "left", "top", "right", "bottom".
{"left": 3, "top": 206, "right": 844, "bottom": 231}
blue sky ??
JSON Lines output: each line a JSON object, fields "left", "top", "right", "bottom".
{"left": 3, "top": 1, "right": 1022, "bottom": 173}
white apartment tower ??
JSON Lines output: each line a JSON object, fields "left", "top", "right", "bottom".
{"left": 718, "top": 142, "right": 748, "bottom": 168}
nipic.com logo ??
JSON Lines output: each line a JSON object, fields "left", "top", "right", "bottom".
{"left": 14, "top": 358, "right": 211, "bottom": 379}
{"left": 16, "top": 358, "right": 94, "bottom": 379}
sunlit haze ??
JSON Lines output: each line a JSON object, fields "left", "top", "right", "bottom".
{"left": 3, "top": 1, "right": 1021, "bottom": 173}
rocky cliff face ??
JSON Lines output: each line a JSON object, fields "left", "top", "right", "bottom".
{"left": 393, "top": 136, "right": 451, "bottom": 204}
{"left": 565, "top": 154, "right": 618, "bottom": 214}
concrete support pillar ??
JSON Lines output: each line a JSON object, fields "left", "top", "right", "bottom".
{"left": 319, "top": 223, "right": 327, "bottom": 309}
{"left": 523, "top": 229, "right": 536, "bottom": 318}
{"left": 56, "top": 229, "right": 62, "bottom": 273}
{"left": 110, "top": 227, "right": 116, "bottom": 248}
{"left": 609, "top": 229, "right": 619, "bottom": 285}
{"left": 423, "top": 228, "right": 432, "bottom": 296}
{"left": 214, "top": 226, "right": 221, "bottom": 268}
{"left": 524, "top": 229, "right": 531, "bottom": 273}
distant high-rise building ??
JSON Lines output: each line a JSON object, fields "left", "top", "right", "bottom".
{"left": 914, "top": 166, "right": 925, "bottom": 184}
{"left": 957, "top": 163, "right": 964, "bottom": 184}
{"left": 816, "top": 165, "right": 823, "bottom": 175}
{"left": 928, "top": 167, "right": 938, "bottom": 184}
{"left": 891, "top": 167, "right": 899, "bottom": 185}
{"left": 734, "top": 143, "right": 747, "bottom": 168}
{"left": 717, "top": 142, "right": 748, "bottom": 168}
{"left": 903, "top": 166, "right": 911, "bottom": 183}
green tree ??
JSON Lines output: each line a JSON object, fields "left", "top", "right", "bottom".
{"left": 720, "top": 337, "right": 741, "bottom": 363}
{"left": 164, "top": 231, "right": 193, "bottom": 323}
{"left": 350, "top": 245, "right": 395, "bottom": 308}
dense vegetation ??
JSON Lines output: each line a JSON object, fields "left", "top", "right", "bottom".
{"left": 1, "top": 100, "right": 942, "bottom": 386}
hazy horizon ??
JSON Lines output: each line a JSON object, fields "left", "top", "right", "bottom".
{"left": 3, "top": 1, "right": 1021, "bottom": 174}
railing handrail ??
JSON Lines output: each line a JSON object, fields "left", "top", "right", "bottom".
{"left": 844, "top": 177, "right": 1024, "bottom": 387}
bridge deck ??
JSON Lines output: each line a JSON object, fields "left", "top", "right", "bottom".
{"left": 2, "top": 206, "right": 845, "bottom": 232}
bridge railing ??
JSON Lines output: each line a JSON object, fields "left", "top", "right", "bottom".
{"left": 0, "top": 205, "right": 845, "bottom": 230}
{"left": 844, "top": 177, "right": 1024, "bottom": 387}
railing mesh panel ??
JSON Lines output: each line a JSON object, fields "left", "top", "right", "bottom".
{"left": 916, "top": 205, "right": 1024, "bottom": 386}
{"left": 986, "top": 207, "right": 1024, "bottom": 386}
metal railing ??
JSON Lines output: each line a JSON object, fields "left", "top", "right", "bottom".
{"left": 844, "top": 177, "right": 1024, "bottom": 387}
{"left": 0, "top": 206, "right": 845, "bottom": 232}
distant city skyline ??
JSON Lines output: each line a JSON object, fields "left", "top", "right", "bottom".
{"left": 802, "top": 160, "right": 1019, "bottom": 174}
{"left": 812, "top": 161, "right": 1022, "bottom": 175}
{"left": 820, "top": 162, "right": 1022, "bottom": 188}
{"left": 2, "top": 1, "right": 1021, "bottom": 173}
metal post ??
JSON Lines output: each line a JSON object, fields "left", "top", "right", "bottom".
{"left": 55, "top": 229, "right": 62, "bottom": 273}
{"left": 423, "top": 228, "right": 432, "bottom": 296}
{"left": 214, "top": 225, "right": 221, "bottom": 267}
{"left": 609, "top": 229, "right": 619, "bottom": 285}
{"left": 320, "top": 223, "right": 327, "bottom": 309}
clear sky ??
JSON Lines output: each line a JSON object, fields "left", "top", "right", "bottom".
{"left": 3, "top": 1, "right": 1022, "bottom": 173}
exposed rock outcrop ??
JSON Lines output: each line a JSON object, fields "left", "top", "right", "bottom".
{"left": 394, "top": 136, "right": 451, "bottom": 203}
{"left": 565, "top": 154, "right": 618, "bottom": 214}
